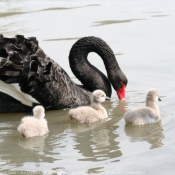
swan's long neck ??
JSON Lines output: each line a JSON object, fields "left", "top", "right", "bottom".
{"left": 146, "top": 100, "right": 160, "bottom": 115}
{"left": 69, "top": 36, "right": 122, "bottom": 97}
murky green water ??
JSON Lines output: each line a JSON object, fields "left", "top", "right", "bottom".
{"left": 0, "top": 0, "right": 175, "bottom": 174}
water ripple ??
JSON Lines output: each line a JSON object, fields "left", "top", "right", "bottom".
{"left": 92, "top": 19, "right": 147, "bottom": 26}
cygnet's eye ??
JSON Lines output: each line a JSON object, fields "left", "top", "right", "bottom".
{"left": 102, "top": 95, "right": 105, "bottom": 97}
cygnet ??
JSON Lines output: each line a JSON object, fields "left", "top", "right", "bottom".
{"left": 17, "top": 105, "right": 49, "bottom": 137}
{"left": 69, "top": 90, "right": 108, "bottom": 124}
{"left": 124, "top": 88, "right": 161, "bottom": 125}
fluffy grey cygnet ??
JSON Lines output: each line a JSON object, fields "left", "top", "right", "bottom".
{"left": 124, "top": 88, "right": 161, "bottom": 125}
{"left": 69, "top": 90, "right": 108, "bottom": 123}
{"left": 18, "top": 105, "right": 49, "bottom": 137}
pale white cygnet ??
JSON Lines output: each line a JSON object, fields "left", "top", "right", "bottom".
{"left": 17, "top": 105, "right": 49, "bottom": 137}
{"left": 69, "top": 90, "right": 108, "bottom": 123}
{"left": 124, "top": 88, "right": 161, "bottom": 125}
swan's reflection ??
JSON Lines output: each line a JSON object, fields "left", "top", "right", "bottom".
{"left": 0, "top": 134, "right": 56, "bottom": 169}
{"left": 111, "top": 100, "right": 127, "bottom": 114}
{"left": 124, "top": 122, "right": 164, "bottom": 149}
{"left": 73, "top": 126, "right": 122, "bottom": 162}
{"left": 18, "top": 134, "right": 48, "bottom": 151}
{"left": 70, "top": 100, "right": 125, "bottom": 162}
{"left": 70, "top": 121, "right": 103, "bottom": 133}
{"left": 92, "top": 128, "right": 110, "bottom": 148}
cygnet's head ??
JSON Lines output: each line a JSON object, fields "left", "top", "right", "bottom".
{"left": 146, "top": 88, "right": 161, "bottom": 102}
{"left": 33, "top": 105, "right": 45, "bottom": 119}
{"left": 91, "top": 90, "right": 106, "bottom": 103}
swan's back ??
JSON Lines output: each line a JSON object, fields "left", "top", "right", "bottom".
{"left": 124, "top": 107, "right": 160, "bottom": 125}
{"left": 0, "top": 35, "right": 92, "bottom": 113}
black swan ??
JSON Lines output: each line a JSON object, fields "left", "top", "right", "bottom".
{"left": 0, "top": 35, "right": 127, "bottom": 113}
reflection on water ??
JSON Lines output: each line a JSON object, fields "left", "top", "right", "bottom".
{"left": 86, "top": 167, "right": 104, "bottom": 174}
{"left": 69, "top": 101, "right": 126, "bottom": 162}
{"left": 39, "top": 7, "right": 81, "bottom": 11}
{"left": 124, "top": 122, "right": 164, "bottom": 149}
{"left": 151, "top": 15, "right": 169, "bottom": 17}
{"left": 18, "top": 134, "right": 48, "bottom": 151}
{"left": 92, "top": 19, "right": 147, "bottom": 26}
{"left": 0, "top": 132, "right": 56, "bottom": 170}
{"left": 0, "top": 6, "right": 36, "bottom": 35}
{"left": 0, "top": 4, "right": 101, "bottom": 18}
{"left": 39, "top": 4, "right": 101, "bottom": 12}
{"left": 74, "top": 126, "right": 122, "bottom": 162}
{"left": 1, "top": 22, "right": 32, "bottom": 35}
{"left": 92, "top": 129, "right": 111, "bottom": 149}
{"left": 70, "top": 121, "right": 103, "bottom": 134}
{"left": 114, "top": 53, "right": 123, "bottom": 56}
{"left": 142, "top": 11, "right": 163, "bottom": 13}
{"left": 0, "top": 12, "right": 26, "bottom": 18}
{"left": 43, "top": 37, "right": 81, "bottom": 41}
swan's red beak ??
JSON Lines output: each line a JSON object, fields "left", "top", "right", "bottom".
{"left": 116, "top": 82, "right": 126, "bottom": 100}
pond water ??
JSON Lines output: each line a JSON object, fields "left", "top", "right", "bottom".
{"left": 0, "top": 0, "right": 175, "bottom": 174}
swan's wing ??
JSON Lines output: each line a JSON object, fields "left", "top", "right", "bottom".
{"left": 0, "top": 35, "right": 91, "bottom": 110}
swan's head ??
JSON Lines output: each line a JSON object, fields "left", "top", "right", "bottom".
{"left": 110, "top": 70, "right": 128, "bottom": 101}
{"left": 146, "top": 88, "right": 161, "bottom": 102}
{"left": 91, "top": 90, "right": 106, "bottom": 103}
{"left": 33, "top": 105, "right": 45, "bottom": 119}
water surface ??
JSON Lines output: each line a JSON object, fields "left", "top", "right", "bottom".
{"left": 0, "top": 0, "right": 175, "bottom": 174}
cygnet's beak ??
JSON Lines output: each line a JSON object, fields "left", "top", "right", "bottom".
{"left": 158, "top": 97, "right": 161, "bottom": 101}
{"left": 106, "top": 97, "right": 110, "bottom": 100}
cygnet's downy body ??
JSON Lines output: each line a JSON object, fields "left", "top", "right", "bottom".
{"left": 124, "top": 88, "right": 161, "bottom": 125}
{"left": 18, "top": 106, "right": 49, "bottom": 137}
{"left": 69, "top": 90, "right": 108, "bottom": 123}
